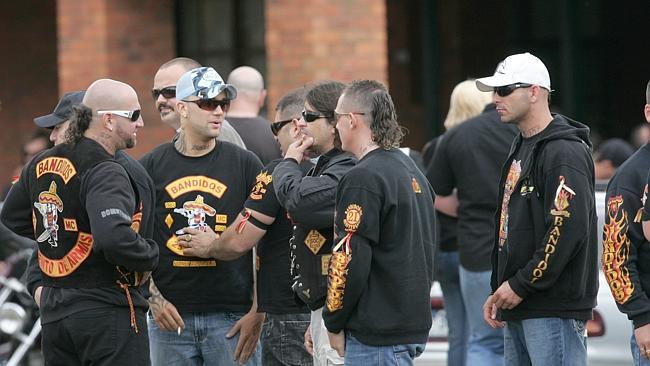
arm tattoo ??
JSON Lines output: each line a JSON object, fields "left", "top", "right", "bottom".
{"left": 148, "top": 278, "right": 170, "bottom": 313}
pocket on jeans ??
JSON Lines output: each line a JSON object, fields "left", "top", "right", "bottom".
{"left": 225, "top": 312, "right": 245, "bottom": 323}
{"left": 572, "top": 319, "right": 586, "bottom": 337}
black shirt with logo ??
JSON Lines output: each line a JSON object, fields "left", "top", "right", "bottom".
{"left": 245, "top": 159, "right": 311, "bottom": 314}
{"left": 140, "top": 141, "right": 262, "bottom": 313}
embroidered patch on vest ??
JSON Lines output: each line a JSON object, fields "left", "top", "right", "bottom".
{"left": 36, "top": 157, "right": 77, "bottom": 183}
{"left": 304, "top": 230, "right": 326, "bottom": 254}
{"left": 34, "top": 181, "right": 64, "bottom": 247}
{"left": 38, "top": 232, "right": 93, "bottom": 277}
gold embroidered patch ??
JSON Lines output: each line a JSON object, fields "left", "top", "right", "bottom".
{"left": 321, "top": 254, "right": 331, "bottom": 275}
{"left": 250, "top": 171, "right": 273, "bottom": 200}
{"left": 36, "top": 157, "right": 77, "bottom": 183}
{"left": 165, "top": 176, "right": 228, "bottom": 199}
{"left": 411, "top": 178, "right": 422, "bottom": 193}
{"left": 304, "top": 230, "right": 326, "bottom": 254}
{"left": 215, "top": 214, "right": 228, "bottom": 224}
{"left": 172, "top": 260, "right": 217, "bottom": 267}
{"left": 214, "top": 225, "right": 226, "bottom": 232}
{"left": 326, "top": 251, "right": 351, "bottom": 312}
{"left": 165, "top": 214, "right": 173, "bottom": 228}
{"left": 166, "top": 236, "right": 185, "bottom": 256}
{"left": 165, "top": 202, "right": 176, "bottom": 209}
{"left": 63, "top": 218, "right": 78, "bottom": 232}
{"left": 343, "top": 204, "right": 363, "bottom": 232}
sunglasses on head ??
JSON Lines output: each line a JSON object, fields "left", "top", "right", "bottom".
{"left": 185, "top": 99, "right": 231, "bottom": 112}
{"left": 96, "top": 109, "right": 141, "bottom": 122}
{"left": 270, "top": 118, "right": 295, "bottom": 136}
{"left": 151, "top": 87, "right": 176, "bottom": 100}
{"left": 494, "top": 83, "right": 533, "bottom": 97}
{"left": 301, "top": 109, "right": 331, "bottom": 123}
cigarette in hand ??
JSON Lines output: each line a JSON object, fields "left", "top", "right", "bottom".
{"left": 177, "top": 326, "right": 181, "bottom": 335}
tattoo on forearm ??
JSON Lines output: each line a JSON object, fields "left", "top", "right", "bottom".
{"left": 148, "top": 279, "right": 169, "bottom": 313}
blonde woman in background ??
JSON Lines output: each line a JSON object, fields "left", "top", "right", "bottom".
{"left": 424, "top": 79, "right": 510, "bottom": 366}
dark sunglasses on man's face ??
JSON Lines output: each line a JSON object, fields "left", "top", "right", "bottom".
{"left": 301, "top": 109, "right": 331, "bottom": 123}
{"left": 151, "top": 87, "right": 176, "bottom": 100}
{"left": 186, "top": 99, "right": 231, "bottom": 112}
{"left": 270, "top": 118, "right": 294, "bottom": 136}
{"left": 493, "top": 83, "right": 533, "bottom": 97}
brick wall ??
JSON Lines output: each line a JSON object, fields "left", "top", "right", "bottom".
{"left": 265, "top": 0, "right": 388, "bottom": 116}
{"left": 57, "top": 0, "right": 177, "bottom": 158}
{"left": 0, "top": 1, "right": 58, "bottom": 190}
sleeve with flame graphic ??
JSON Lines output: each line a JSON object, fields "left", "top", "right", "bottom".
{"left": 602, "top": 195, "right": 634, "bottom": 304}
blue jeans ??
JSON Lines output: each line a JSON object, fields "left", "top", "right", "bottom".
{"left": 261, "top": 313, "right": 313, "bottom": 366}
{"left": 504, "top": 318, "right": 587, "bottom": 366}
{"left": 147, "top": 311, "right": 261, "bottom": 366}
{"left": 459, "top": 265, "right": 503, "bottom": 365}
{"left": 435, "top": 251, "right": 467, "bottom": 366}
{"left": 343, "top": 332, "right": 424, "bottom": 366}
{"left": 631, "top": 333, "right": 650, "bottom": 365}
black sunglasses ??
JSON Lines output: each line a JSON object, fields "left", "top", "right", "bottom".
{"left": 96, "top": 109, "right": 141, "bottom": 122}
{"left": 185, "top": 99, "right": 231, "bottom": 112}
{"left": 494, "top": 83, "right": 532, "bottom": 97}
{"left": 301, "top": 109, "right": 332, "bottom": 123}
{"left": 151, "top": 87, "right": 176, "bottom": 100}
{"left": 270, "top": 118, "right": 295, "bottom": 136}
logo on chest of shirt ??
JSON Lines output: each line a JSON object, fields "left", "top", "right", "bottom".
{"left": 167, "top": 195, "right": 217, "bottom": 257}
{"left": 33, "top": 181, "right": 64, "bottom": 247}
{"left": 250, "top": 171, "right": 272, "bottom": 200}
{"left": 165, "top": 176, "right": 227, "bottom": 199}
{"left": 304, "top": 230, "right": 327, "bottom": 254}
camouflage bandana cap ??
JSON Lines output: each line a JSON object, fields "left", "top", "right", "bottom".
{"left": 176, "top": 66, "right": 238, "bottom": 101}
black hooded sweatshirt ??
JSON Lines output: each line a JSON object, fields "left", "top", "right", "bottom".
{"left": 492, "top": 114, "right": 598, "bottom": 321}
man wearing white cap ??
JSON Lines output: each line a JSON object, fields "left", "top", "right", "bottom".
{"left": 141, "top": 66, "right": 264, "bottom": 365}
{"left": 479, "top": 52, "right": 598, "bottom": 365}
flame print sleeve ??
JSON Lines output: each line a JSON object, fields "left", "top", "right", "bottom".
{"left": 322, "top": 183, "right": 379, "bottom": 334}
{"left": 604, "top": 186, "right": 650, "bottom": 327}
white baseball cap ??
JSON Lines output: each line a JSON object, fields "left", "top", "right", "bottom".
{"left": 176, "top": 67, "right": 237, "bottom": 101}
{"left": 476, "top": 52, "right": 551, "bottom": 92}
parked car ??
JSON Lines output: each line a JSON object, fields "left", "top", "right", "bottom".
{"left": 416, "top": 183, "right": 634, "bottom": 365}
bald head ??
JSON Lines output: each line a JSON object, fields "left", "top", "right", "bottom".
{"left": 226, "top": 66, "right": 266, "bottom": 117}
{"left": 84, "top": 79, "right": 140, "bottom": 111}
{"left": 227, "top": 66, "right": 264, "bottom": 93}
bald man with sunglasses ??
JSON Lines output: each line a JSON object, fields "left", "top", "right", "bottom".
{"left": 1, "top": 79, "right": 159, "bottom": 366}
{"left": 141, "top": 67, "right": 264, "bottom": 366}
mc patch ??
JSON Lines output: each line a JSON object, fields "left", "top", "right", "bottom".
{"left": 304, "top": 230, "right": 326, "bottom": 254}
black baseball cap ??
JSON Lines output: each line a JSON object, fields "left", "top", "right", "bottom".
{"left": 34, "top": 91, "right": 86, "bottom": 128}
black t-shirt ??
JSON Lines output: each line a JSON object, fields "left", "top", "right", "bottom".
{"left": 429, "top": 105, "right": 518, "bottom": 271}
{"left": 140, "top": 141, "right": 262, "bottom": 313}
{"left": 228, "top": 116, "right": 282, "bottom": 166}
{"left": 245, "top": 159, "right": 311, "bottom": 314}
{"left": 425, "top": 135, "right": 457, "bottom": 252}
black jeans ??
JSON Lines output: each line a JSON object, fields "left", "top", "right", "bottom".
{"left": 42, "top": 306, "right": 150, "bottom": 366}
{"left": 261, "top": 312, "right": 313, "bottom": 366}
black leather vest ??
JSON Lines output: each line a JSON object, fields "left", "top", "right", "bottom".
{"left": 28, "top": 138, "right": 141, "bottom": 288}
